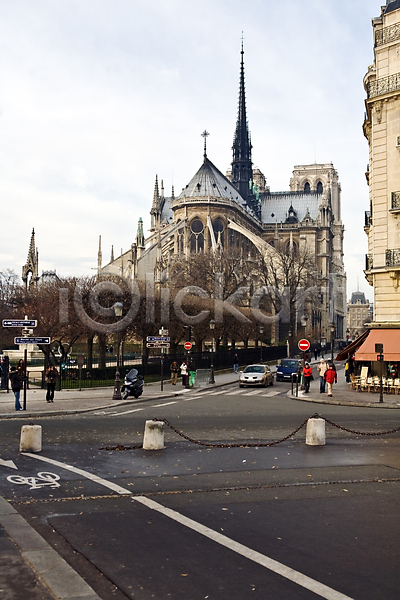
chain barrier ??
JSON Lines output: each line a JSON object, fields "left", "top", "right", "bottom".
{"left": 100, "top": 413, "right": 400, "bottom": 451}
{"left": 156, "top": 416, "right": 310, "bottom": 448}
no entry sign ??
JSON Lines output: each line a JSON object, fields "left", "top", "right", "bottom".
{"left": 184, "top": 341, "right": 192, "bottom": 351}
{"left": 298, "top": 339, "right": 310, "bottom": 352}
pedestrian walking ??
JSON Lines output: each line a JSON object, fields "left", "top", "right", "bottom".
{"left": 9, "top": 367, "right": 23, "bottom": 411}
{"left": 324, "top": 364, "right": 337, "bottom": 397}
{"left": 180, "top": 360, "right": 188, "bottom": 386}
{"left": 317, "top": 358, "right": 328, "bottom": 393}
{"left": 188, "top": 359, "right": 196, "bottom": 387}
{"left": 45, "top": 365, "right": 58, "bottom": 402}
{"left": 170, "top": 361, "right": 179, "bottom": 385}
{"left": 233, "top": 354, "right": 239, "bottom": 374}
{"left": 344, "top": 360, "right": 351, "bottom": 383}
{"left": 17, "top": 359, "right": 24, "bottom": 375}
{"left": 302, "top": 362, "right": 313, "bottom": 393}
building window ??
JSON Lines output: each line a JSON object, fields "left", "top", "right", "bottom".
{"left": 304, "top": 182, "right": 310, "bottom": 193}
{"left": 190, "top": 218, "right": 204, "bottom": 253}
{"left": 317, "top": 181, "right": 323, "bottom": 194}
{"left": 213, "top": 218, "right": 224, "bottom": 247}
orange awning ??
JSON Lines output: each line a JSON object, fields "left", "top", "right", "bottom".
{"left": 335, "top": 330, "right": 370, "bottom": 361}
{"left": 354, "top": 328, "right": 400, "bottom": 361}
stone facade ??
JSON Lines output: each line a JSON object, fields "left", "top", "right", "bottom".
{"left": 363, "top": 0, "right": 400, "bottom": 324}
{"left": 100, "top": 48, "right": 347, "bottom": 345}
{"left": 347, "top": 291, "right": 372, "bottom": 340}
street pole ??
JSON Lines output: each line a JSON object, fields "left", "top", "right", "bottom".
{"left": 23, "top": 347, "right": 27, "bottom": 411}
{"left": 112, "top": 336, "right": 122, "bottom": 400}
{"left": 209, "top": 320, "right": 215, "bottom": 384}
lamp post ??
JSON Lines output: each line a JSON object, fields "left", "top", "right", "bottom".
{"left": 259, "top": 326, "right": 264, "bottom": 363}
{"left": 330, "top": 323, "right": 335, "bottom": 363}
{"left": 112, "top": 302, "right": 123, "bottom": 400}
{"left": 209, "top": 319, "right": 215, "bottom": 384}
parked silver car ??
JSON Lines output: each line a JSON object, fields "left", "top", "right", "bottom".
{"left": 239, "top": 364, "right": 274, "bottom": 388}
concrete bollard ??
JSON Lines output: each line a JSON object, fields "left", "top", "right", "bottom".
{"left": 305, "top": 418, "right": 326, "bottom": 446}
{"left": 143, "top": 420, "right": 165, "bottom": 450}
{"left": 19, "top": 425, "right": 42, "bottom": 453}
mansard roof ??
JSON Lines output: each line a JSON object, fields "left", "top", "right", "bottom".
{"left": 177, "top": 157, "right": 247, "bottom": 208}
{"left": 385, "top": 0, "right": 400, "bottom": 14}
{"left": 261, "top": 192, "right": 322, "bottom": 224}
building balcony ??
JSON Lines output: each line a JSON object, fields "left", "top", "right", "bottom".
{"left": 367, "top": 72, "right": 400, "bottom": 98}
{"left": 386, "top": 248, "right": 400, "bottom": 268}
{"left": 390, "top": 191, "right": 400, "bottom": 212}
{"left": 365, "top": 253, "right": 373, "bottom": 271}
{"left": 375, "top": 22, "right": 400, "bottom": 47}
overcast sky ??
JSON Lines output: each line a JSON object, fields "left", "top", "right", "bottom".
{"left": 0, "top": 0, "right": 382, "bottom": 300}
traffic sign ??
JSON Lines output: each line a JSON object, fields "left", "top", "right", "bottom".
{"left": 14, "top": 337, "right": 51, "bottom": 345}
{"left": 146, "top": 336, "right": 170, "bottom": 342}
{"left": 298, "top": 338, "right": 310, "bottom": 352}
{"left": 77, "top": 355, "right": 85, "bottom": 368}
{"left": 184, "top": 341, "right": 192, "bottom": 350}
{"left": 3, "top": 320, "right": 37, "bottom": 328}
{"left": 146, "top": 342, "right": 170, "bottom": 348}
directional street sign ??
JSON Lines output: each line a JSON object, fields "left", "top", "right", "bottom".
{"left": 146, "top": 336, "right": 170, "bottom": 342}
{"left": 3, "top": 320, "right": 37, "bottom": 328}
{"left": 146, "top": 342, "right": 170, "bottom": 348}
{"left": 14, "top": 337, "right": 51, "bottom": 345}
{"left": 298, "top": 338, "right": 310, "bottom": 352}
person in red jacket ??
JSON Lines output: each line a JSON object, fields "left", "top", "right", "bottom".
{"left": 324, "top": 364, "right": 337, "bottom": 397}
{"left": 302, "top": 362, "right": 313, "bottom": 393}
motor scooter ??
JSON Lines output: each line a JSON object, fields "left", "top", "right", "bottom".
{"left": 121, "top": 368, "right": 144, "bottom": 399}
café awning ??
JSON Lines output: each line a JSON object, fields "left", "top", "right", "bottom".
{"left": 354, "top": 328, "right": 400, "bottom": 362}
{"left": 335, "top": 330, "right": 370, "bottom": 361}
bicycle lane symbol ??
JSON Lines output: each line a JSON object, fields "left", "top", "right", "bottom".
{"left": 7, "top": 472, "right": 61, "bottom": 490}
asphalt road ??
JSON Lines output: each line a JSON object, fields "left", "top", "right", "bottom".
{"left": 0, "top": 381, "right": 399, "bottom": 600}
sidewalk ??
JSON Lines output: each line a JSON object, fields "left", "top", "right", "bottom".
{"left": 289, "top": 362, "right": 400, "bottom": 409}
{"left": 0, "top": 371, "right": 240, "bottom": 418}
{"left": 0, "top": 364, "right": 399, "bottom": 417}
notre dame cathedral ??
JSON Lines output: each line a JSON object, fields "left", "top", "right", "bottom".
{"left": 98, "top": 44, "right": 347, "bottom": 346}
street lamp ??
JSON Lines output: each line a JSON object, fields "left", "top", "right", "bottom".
{"left": 112, "top": 302, "right": 123, "bottom": 400}
{"left": 259, "top": 326, "right": 264, "bottom": 363}
{"left": 330, "top": 323, "right": 335, "bottom": 363}
{"left": 209, "top": 319, "right": 215, "bottom": 384}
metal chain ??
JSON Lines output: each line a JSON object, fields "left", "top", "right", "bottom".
{"left": 100, "top": 414, "right": 400, "bottom": 452}
{"left": 155, "top": 417, "right": 310, "bottom": 448}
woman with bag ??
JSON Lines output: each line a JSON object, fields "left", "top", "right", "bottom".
{"left": 302, "top": 362, "right": 313, "bottom": 393}
{"left": 180, "top": 360, "right": 188, "bottom": 386}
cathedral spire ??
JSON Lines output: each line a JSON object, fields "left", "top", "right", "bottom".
{"left": 22, "top": 228, "right": 39, "bottom": 290}
{"left": 136, "top": 217, "right": 145, "bottom": 248}
{"left": 231, "top": 39, "right": 253, "bottom": 204}
{"left": 97, "top": 235, "right": 102, "bottom": 274}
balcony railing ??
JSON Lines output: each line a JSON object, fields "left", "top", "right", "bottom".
{"left": 367, "top": 72, "right": 400, "bottom": 98}
{"left": 365, "top": 211, "right": 371, "bottom": 227}
{"left": 391, "top": 191, "right": 400, "bottom": 210}
{"left": 375, "top": 22, "right": 400, "bottom": 47}
{"left": 365, "top": 253, "right": 373, "bottom": 271}
{"left": 386, "top": 248, "right": 400, "bottom": 268}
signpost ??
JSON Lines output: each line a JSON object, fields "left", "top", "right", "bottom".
{"left": 375, "top": 343, "right": 384, "bottom": 403}
{"left": 184, "top": 341, "right": 192, "bottom": 351}
{"left": 298, "top": 339, "right": 310, "bottom": 352}
{"left": 2, "top": 317, "right": 50, "bottom": 410}
{"left": 3, "top": 320, "right": 37, "bottom": 328}
{"left": 146, "top": 332, "right": 170, "bottom": 391}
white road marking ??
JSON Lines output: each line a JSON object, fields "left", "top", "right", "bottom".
{"left": 23, "top": 453, "right": 132, "bottom": 495}
{"left": 243, "top": 389, "right": 265, "bottom": 396}
{"left": 226, "top": 390, "right": 241, "bottom": 395}
{"left": 0, "top": 458, "right": 18, "bottom": 470}
{"left": 151, "top": 401, "right": 178, "bottom": 408}
{"left": 183, "top": 396, "right": 203, "bottom": 401}
{"left": 111, "top": 408, "right": 144, "bottom": 416}
{"left": 208, "top": 390, "right": 228, "bottom": 395}
{"left": 24, "top": 453, "right": 354, "bottom": 599}
{"left": 262, "top": 391, "right": 281, "bottom": 397}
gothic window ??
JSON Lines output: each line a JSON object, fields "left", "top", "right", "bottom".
{"left": 213, "top": 218, "right": 224, "bottom": 247}
{"left": 317, "top": 181, "right": 323, "bottom": 194}
{"left": 177, "top": 228, "right": 184, "bottom": 255}
{"left": 286, "top": 240, "right": 297, "bottom": 256}
{"left": 304, "top": 182, "right": 310, "bottom": 193}
{"left": 190, "top": 218, "right": 204, "bottom": 253}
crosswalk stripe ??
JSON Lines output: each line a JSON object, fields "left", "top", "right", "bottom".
{"left": 243, "top": 389, "right": 265, "bottom": 396}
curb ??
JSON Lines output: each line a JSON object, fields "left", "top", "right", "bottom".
{"left": 288, "top": 391, "right": 400, "bottom": 409}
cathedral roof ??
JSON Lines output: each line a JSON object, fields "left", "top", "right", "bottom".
{"left": 177, "top": 157, "right": 247, "bottom": 208}
{"left": 261, "top": 192, "right": 322, "bottom": 224}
